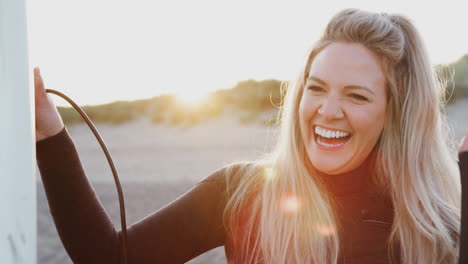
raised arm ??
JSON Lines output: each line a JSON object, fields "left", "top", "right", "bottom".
{"left": 36, "top": 127, "right": 228, "bottom": 263}
{"left": 34, "top": 67, "right": 228, "bottom": 263}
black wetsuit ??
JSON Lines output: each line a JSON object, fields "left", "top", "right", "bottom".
{"left": 36, "top": 127, "right": 468, "bottom": 264}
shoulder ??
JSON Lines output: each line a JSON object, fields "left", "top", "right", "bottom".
{"left": 200, "top": 162, "right": 264, "bottom": 193}
{"left": 200, "top": 162, "right": 254, "bottom": 185}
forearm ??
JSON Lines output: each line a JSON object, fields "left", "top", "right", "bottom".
{"left": 36, "top": 127, "right": 231, "bottom": 263}
{"left": 36, "top": 127, "right": 121, "bottom": 264}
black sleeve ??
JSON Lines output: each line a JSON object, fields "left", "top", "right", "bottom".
{"left": 36, "top": 127, "right": 227, "bottom": 264}
{"left": 458, "top": 151, "right": 468, "bottom": 264}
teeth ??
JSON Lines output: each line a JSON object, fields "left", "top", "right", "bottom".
{"left": 314, "top": 126, "right": 350, "bottom": 138}
{"left": 317, "top": 136, "right": 346, "bottom": 147}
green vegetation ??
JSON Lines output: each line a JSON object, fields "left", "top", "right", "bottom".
{"left": 58, "top": 100, "right": 136, "bottom": 125}
{"left": 58, "top": 79, "right": 285, "bottom": 126}
{"left": 436, "top": 54, "right": 468, "bottom": 103}
{"left": 57, "top": 54, "right": 468, "bottom": 127}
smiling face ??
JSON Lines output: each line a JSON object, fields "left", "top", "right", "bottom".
{"left": 299, "top": 42, "right": 387, "bottom": 175}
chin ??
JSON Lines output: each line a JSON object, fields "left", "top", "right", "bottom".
{"left": 316, "top": 166, "right": 345, "bottom": 175}
{"left": 309, "top": 157, "right": 347, "bottom": 175}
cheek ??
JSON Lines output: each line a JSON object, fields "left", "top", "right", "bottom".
{"left": 352, "top": 106, "right": 386, "bottom": 140}
{"left": 298, "top": 94, "right": 317, "bottom": 123}
{"left": 298, "top": 95, "right": 315, "bottom": 143}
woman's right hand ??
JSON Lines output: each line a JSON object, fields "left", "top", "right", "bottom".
{"left": 34, "top": 67, "right": 65, "bottom": 142}
{"left": 460, "top": 133, "right": 468, "bottom": 154}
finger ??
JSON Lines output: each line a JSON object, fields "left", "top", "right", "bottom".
{"left": 33, "top": 67, "right": 52, "bottom": 106}
{"left": 34, "top": 67, "right": 44, "bottom": 91}
{"left": 460, "top": 135, "right": 468, "bottom": 153}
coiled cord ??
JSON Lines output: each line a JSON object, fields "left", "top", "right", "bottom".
{"left": 45, "top": 89, "right": 128, "bottom": 264}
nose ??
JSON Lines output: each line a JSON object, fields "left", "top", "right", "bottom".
{"left": 318, "top": 97, "right": 344, "bottom": 120}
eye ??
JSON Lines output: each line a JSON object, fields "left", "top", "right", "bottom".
{"left": 350, "top": 94, "right": 368, "bottom": 101}
{"left": 307, "top": 85, "right": 324, "bottom": 92}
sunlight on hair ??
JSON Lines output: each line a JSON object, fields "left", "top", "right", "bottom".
{"left": 315, "top": 223, "right": 336, "bottom": 236}
{"left": 280, "top": 194, "right": 302, "bottom": 214}
{"left": 263, "top": 166, "right": 276, "bottom": 181}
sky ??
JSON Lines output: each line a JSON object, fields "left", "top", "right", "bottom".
{"left": 27, "top": 0, "right": 468, "bottom": 106}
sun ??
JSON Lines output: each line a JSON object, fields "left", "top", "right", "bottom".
{"left": 175, "top": 90, "right": 208, "bottom": 106}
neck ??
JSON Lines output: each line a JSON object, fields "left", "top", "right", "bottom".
{"left": 322, "top": 158, "right": 371, "bottom": 196}
{"left": 305, "top": 150, "right": 377, "bottom": 197}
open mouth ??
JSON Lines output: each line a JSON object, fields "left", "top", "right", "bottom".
{"left": 313, "top": 127, "right": 353, "bottom": 148}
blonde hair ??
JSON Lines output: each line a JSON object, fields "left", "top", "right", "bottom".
{"left": 223, "top": 8, "right": 461, "bottom": 264}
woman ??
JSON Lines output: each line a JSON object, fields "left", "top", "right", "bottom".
{"left": 36, "top": 8, "right": 468, "bottom": 264}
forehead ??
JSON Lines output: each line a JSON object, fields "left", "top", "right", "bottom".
{"left": 308, "top": 42, "right": 386, "bottom": 90}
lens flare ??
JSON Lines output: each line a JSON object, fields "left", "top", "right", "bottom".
{"left": 280, "top": 194, "right": 301, "bottom": 214}
{"left": 315, "top": 223, "right": 335, "bottom": 236}
{"left": 263, "top": 166, "right": 276, "bottom": 181}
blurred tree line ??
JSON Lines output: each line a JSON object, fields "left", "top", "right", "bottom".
{"left": 57, "top": 54, "right": 468, "bottom": 126}
{"left": 437, "top": 54, "right": 468, "bottom": 103}
{"left": 57, "top": 79, "right": 285, "bottom": 126}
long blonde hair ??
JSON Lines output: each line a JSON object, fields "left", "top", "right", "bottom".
{"left": 223, "top": 8, "right": 460, "bottom": 264}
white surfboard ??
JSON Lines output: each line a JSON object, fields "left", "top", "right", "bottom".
{"left": 0, "top": 0, "right": 37, "bottom": 263}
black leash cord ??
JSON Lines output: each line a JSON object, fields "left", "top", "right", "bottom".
{"left": 45, "top": 89, "right": 128, "bottom": 264}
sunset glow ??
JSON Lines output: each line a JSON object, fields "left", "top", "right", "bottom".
{"left": 175, "top": 91, "right": 208, "bottom": 106}
{"left": 27, "top": 0, "right": 468, "bottom": 107}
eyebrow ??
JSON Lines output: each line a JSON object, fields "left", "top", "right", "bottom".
{"left": 307, "top": 76, "right": 376, "bottom": 97}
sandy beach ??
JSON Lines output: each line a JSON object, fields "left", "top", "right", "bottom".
{"left": 36, "top": 99, "right": 468, "bottom": 263}
{"left": 36, "top": 109, "right": 279, "bottom": 264}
